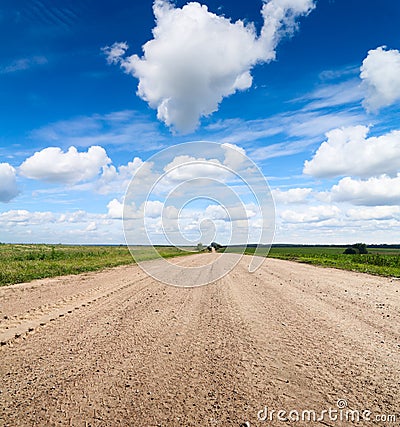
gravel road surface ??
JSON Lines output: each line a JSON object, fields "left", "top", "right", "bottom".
{"left": 1, "top": 254, "right": 399, "bottom": 426}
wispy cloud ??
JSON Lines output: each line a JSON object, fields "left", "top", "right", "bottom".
{"left": 203, "top": 64, "right": 369, "bottom": 162}
{"left": 205, "top": 109, "right": 366, "bottom": 160}
{"left": 318, "top": 65, "right": 359, "bottom": 82}
{"left": 22, "top": 0, "right": 79, "bottom": 30}
{"left": 249, "top": 139, "right": 313, "bottom": 160}
{"left": 30, "top": 110, "right": 168, "bottom": 152}
{"left": 298, "top": 79, "right": 364, "bottom": 111}
{"left": 0, "top": 56, "right": 48, "bottom": 74}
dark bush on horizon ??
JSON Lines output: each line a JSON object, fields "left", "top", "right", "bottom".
{"left": 343, "top": 243, "right": 368, "bottom": 255}
{"left": 344, "top": 247, "right": 357, "bottom": 254}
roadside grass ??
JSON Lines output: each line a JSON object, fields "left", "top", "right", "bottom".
{"left": 242, "top": 245, "right": 400, "bottom": 277}
{"left": 0, "top": 244, "right": 192, "bottom": 286}
{"left": 3, "top": 243, "right": 399, "bottom": 286}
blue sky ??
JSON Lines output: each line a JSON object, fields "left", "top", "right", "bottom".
{"left": 1, "top": 0, "right": 400, "bottom": 244}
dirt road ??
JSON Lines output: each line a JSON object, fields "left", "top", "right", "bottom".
{"left": 1, "top": 254, "right": 399, "bottom": 426}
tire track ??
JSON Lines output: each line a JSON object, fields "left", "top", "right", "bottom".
{"left": 1, "top": 254, "right": 399, "bottom": 427}
{"left": 0, "top": 269, "right": 151, "bottom": 345}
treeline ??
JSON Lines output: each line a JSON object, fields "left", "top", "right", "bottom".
{"left": 230, "top": 243, "right": 400, "bottom": 249}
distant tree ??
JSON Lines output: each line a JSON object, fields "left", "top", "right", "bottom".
{"left": 207, "top": 242, "right": 222, "bottom": 252}
{"left": 344, "top": 243, "right": 368, "bottom": 255}
{"left": 210, "top": 242, "right": 222, "bottom": 250}
{"left": 352, "top": 243, "right": 368, "bottom": 254}
{"left": 197, "top": 243, "right": 203, "bottom": 251}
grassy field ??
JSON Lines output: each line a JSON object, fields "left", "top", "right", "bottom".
{"left": 233, "top": 245, "right": 400, "bottom": 277}
{"left": 0, "top": 244, "right": 191, "bottom": 286}
{"left": 2, "top": 243, "right": 399, "bottom": 286}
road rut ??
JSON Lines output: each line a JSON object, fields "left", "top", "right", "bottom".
{"left": 1, "top": 254, "right": 399, "bottom": 426}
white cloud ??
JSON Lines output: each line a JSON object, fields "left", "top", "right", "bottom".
{"left": 122, "top": 200, "right": 167, "bottom": 221}
{"left": 19, "top": 146, "right": 111, "bottom": 184}
{"left": 304, "top": 126, "right": 400, "bottom": 178}
{"left": 275, "top": 204, "right": 400, "bottom": 244}
{"left": 0, "top": 208, "right": 125, "bottom": 244}
{"left": 0, "top": 163, "right": 19, "bottom": 202}
{"left": 163, "top": 155, "right": 227, "bottom": 182}
{"left": 60, "top": 210, "right": 89, "bottom": 223}
{"left": 272, "top": 187, "right": 312, "bottom": 204}
{"left": 144, "top": 200, "right": 164, "bottom": 218}
{"left": 85, "top": 222, "right": 97, "bottom": 232}
{"left": 104, "top": 0, "right": 315, "bottom": 132}
{"left": 280, "top": 205, "right": 340, "bottom": 223}
{"left": 203, "top": 205, "right": 229, "bottom": 221}
{"left": 161, "top": 144, "right": 248, "bottom": 183}
{"left": 360, "top": 46, "right": 400, "bottom": 112}
{"left": 221, "top": 143, "right": 247, "bottom": 170}
{"left": 330, "top": 175, "right": 400, "bottom": 206}
{"left": 0, "top": 209, "right": 55, "bottom": 224}
{"left": 107, "top": 198, "right": 124, "bottom": 219}
{"left": 346, "top": 206, "right": 400, "bottom": 221}
{"left": 104, "top": 42, "right": 129, "bottom": 65}
{"left": 163, "top": 205, "right": 179, "bottom": 220}
{"left": 204, "top": 203, "right": 255, "bottom": 221}
{"left": 96, "top": 157, "right": 155, "bottom": 195}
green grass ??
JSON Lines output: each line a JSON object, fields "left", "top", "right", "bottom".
{"left": 0, "top": 244, "right": 192, "bottom": 286}
{"left": 225, "top": 245, "right": 400, "bottom": 277}
{"left": 3, "top": 243, "right": 399, "bottom": 286}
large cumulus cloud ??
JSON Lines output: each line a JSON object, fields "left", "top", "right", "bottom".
{"left": 360, "top": 46, "right": 400, "bottom": 112}
{"left": 103, "top": 0, "right": 315, "bottom": 133}
{"left": 303, "top": 125, "right": 400, "bottom": 179}
{"left": 19, "top": 146, "right": 111, "bottom": 185}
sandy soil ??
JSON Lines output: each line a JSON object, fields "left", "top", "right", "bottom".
{"left": 1, "top": 253, "right": 399, "bottom": 426}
